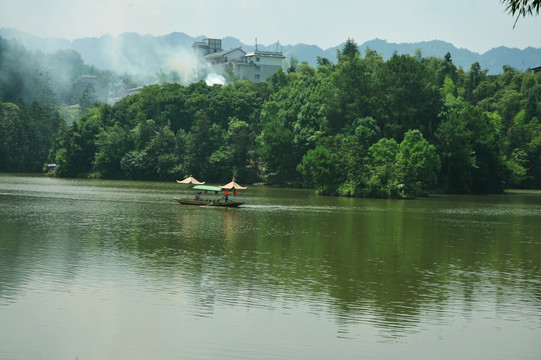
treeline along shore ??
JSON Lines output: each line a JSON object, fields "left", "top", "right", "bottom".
{"left": 1, "top": 38, "right": 540, "bottom": 198}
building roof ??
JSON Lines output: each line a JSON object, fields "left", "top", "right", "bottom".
{"left": 245, "top": 50, "right": 285, "bottom": 59}
{"left": 204, "top": 47, "right": 246, "bottom": 60}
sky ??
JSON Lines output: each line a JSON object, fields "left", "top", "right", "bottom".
{"left": 1, "top": 0, "right": 540, "bottom": 53}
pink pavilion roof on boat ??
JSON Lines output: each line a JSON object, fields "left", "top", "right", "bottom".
{"left": 220, "top": 177, "right": 247, "bottom": 190}
{"left": 176, "top": 176, "right": 205, "bottom": 185}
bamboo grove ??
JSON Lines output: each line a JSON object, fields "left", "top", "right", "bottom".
{"left": 1, "top": 39, "right": 540, "bottom": 197}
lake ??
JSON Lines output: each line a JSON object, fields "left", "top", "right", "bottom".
{"left": 1, "top": 174, "right": 540, "bottom": 359}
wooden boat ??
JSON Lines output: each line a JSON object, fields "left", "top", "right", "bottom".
{"left": 174, "top": 179, "right": 247, "bottom": 208}
{"left": 173, "top": 197, "right": 244, "bottom": 207}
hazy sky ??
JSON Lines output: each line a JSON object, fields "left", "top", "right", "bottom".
{"left": 1, "top": 0, "right": 540, "bottom": 53}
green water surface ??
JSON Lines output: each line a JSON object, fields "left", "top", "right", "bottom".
{"left": 1, "top": 174, "right": 540, "bottom": 359}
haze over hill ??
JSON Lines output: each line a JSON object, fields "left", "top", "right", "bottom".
{"left": 1, "top": 28, "right": 540, "bottom": 78}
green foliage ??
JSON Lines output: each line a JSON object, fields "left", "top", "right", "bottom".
{"left": 2, "top": 37, "right": 541, "bottom": 197}
{"left": 436, "top": 97, "right": 507, "bottom": 193}
{"left": 373, "top": 53, "right": 442, "bottom": 141}
{"left": 256, "top": 112, "right": 296, "bottom": 185}
{"left": 365, "top": 138, "right": 400, "bottom": 198}
{"left": 0, "top": 101, "right": 62, "bottom": 172}
{"left": 502, "top": 0, "right": 541, "bottom": 26}
{"left": 92, "top": 124, "right": 129, "bottom": 179}
{"left": 120, "top": 150, "right": 150, "bottom": 179}
{"left": 297, "top": 145, "right": 339, "bottom": 194}
{"left": 337, "top": 38, "right": 360, "bottom": 62}
{"left": 395, "top": 129, "right": 441, "bottom": 196}
{"left": 435, "top": 97, "right": 476, "bottom": 192}
{"left": 0, "top": 37, "right": 126, "bottom": 106}
{"left": 79, "top": 83, "right": 97, "bottom": 114}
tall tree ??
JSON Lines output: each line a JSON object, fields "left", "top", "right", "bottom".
{"left": 297, "top": 145, "right": 339, "bottom": 194}
{"left": 365, "top": 138, "right": 400, "bottom": 198}
{"left": 395, "top": 129, "right": 441, "bottom": 197}
{"left": 373, "top": 53, "right": 442, "bottom": 141}
{"left": 337, "top": 38, "right": 360, "bottom": 61}
{"left": 79, "top": 83, "right": 97, "bottom": 114}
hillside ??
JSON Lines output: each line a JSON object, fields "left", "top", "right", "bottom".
{"left": 1, "top": 28, "right": 540, "bottom": 77}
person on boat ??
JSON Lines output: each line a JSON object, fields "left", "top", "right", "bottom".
{"left": 224, "top": 190, "right": 229, "bottom": 202}
{"left": 195, "top": 193, "right": 200, "bottom": 201}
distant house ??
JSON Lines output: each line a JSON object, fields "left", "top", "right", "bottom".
{"left": 232, "top": 50, "right": 285, "bottom": 83}
{"left": 204, "top": 47, "right": 246, "bottom": 65}
{"left": 193, "top": 38, "right": 222, "bottom": 57}
{"left": 194, "top": 38, "right": 285, "bottom": 83}
{"left": 532, "top": 66, "right": 541, "bottom": 73}
{"left": 108, "top": 85, "right": 145, "bottom": 104}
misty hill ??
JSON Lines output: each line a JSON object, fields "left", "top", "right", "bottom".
{"left": 353, "top": 39, "right": 541, "bottom": 74}
{"left": 1, "top": 28, "right": 540, "bottom": 77}
{"left": 0, "top": 35, "right": 115, "bottom": 105}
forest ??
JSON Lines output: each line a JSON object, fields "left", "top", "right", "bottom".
{"left": 1, "top": 38, "right": 540, "bottom": 198}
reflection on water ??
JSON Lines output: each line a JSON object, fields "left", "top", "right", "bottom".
{"left": 1, "top": 174, "right": 540, "bottom": 359}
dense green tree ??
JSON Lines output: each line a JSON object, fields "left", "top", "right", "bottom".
{"left": 0, "top": 101, "right": 62, "bottom": 172}
{"left": 25, "top": 102, "right": 63, "bottom": 169}
{"left": 92, "top": 124, "right": 129, "bottom": 178}
{"left": 257, "top": 68, "right": 327, "bottom": 184}
{"left": 316, "top": 56, "right": 332, "bottom": 67}
{"left": 293, "top": 68, "right": 328, "bottom": 153}
{"left": 287, "top": 56, "right": 299, "bottom": 74}
{"left": 507, "top": 109, "right": 541, "bottom": 188}
{"left": 373, "top": 53, "right": 442, "bottom": 141}
{"left": 340, "top": 117, "right": 381, "bottom": 195}
{"left": 183, "top": 111, "right": 227, "bottom": 182}
{"left": 297, "top": 145, "right": 339, "bottom": 194}
{"left": 54, "top": 107, "right": 103, "bottom": 177}
{"left": 337, "top": 38, "right": 360, "bottom": 61}
{"left": 0, "top": 102, "right": 25, "bottom": 171}
{"left": 131, "top": 119, "right": 157, "bottom": 151}
{"left": 436, "top": 96, "right": 506, "bottom": 193}
{"left": 426, "top": 53, "right": 459, "bottom": 88}
{"left": 1, "top": 36, "right": 533, "bottom": 197}
{"left": 495, "top": 89, "right": 522, "bottom": 129}
{"left": 364, "top": 138, "right": 400, "bottom": 198}
{"left": 465, "top": 62, "right": 488, "bottom": 104}
{"left": 268, "top": 68, "right": 289, "bottom": 90}
{"left": 120, "top": 150, "right": 150, "bottom": 179}
{"left": 227, "top": 117, "right": 256, "bottom": 182}
{"left": 326, "top": 55, "right": 373, "bottom": 133}
{"left": 524, "top": 91, "right": 540, "bottom": 122}
{"left": 394, "top": 129, "right": 441, "bottom": 196}
{"left": 435, "top": 97, "right": 476, "bottom": 192}
{"left": 256, "top": 111, "right": 296, "bottom": 185}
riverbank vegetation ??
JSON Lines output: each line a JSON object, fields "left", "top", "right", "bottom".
{"left": 1, "top": 39, "right": 540, "bottom": 197}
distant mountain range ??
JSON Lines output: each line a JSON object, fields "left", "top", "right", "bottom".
{"left": 1, "top": 28, "right": 540, "bottom": 76}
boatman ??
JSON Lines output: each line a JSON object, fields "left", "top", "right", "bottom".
{"left": 224, "top": 190, "right": 229, "bottom": 202}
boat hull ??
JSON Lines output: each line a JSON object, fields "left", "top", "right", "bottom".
{"left": 173, "top": 197, "right": 243, "bottom": 207}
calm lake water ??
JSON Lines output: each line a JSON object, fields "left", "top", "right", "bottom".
{"left": 1, "top": 174, "right": 540, "bottom": 359}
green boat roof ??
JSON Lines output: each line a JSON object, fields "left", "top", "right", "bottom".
{"left": 192, "top": 185, "right": 222, "bottom": 192}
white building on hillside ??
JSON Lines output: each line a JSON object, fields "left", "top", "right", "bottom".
{"left": 232, "top": 50, "right": 285, "bottom": 83}
{"left": 193, "top": 38, "right": 222, "bottom": 57}
{"left": 194, "top": 38, "right": 285, "bottom": 83}
{"left": 204, "top": 47, "right": 246, "bottom": 65}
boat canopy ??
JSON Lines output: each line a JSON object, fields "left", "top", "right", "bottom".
{"left": 192, "top": 185, "right": 222, "bottom": 192}
{"left": 220, "top": 178, "right": 247, "bottom": 190}
{"left": 176, "top": 176, "right": 205, "bottom": 184}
